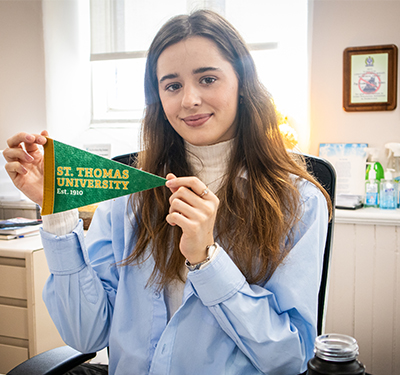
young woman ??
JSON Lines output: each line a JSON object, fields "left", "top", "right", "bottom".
{"left": 4, "top": 10, "right": 331, "bottom": 375}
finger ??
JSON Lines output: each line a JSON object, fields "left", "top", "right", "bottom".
{"left": 169, "top": 196, "right": 200, "bottom": 220}
{"left": 165, "top": 173, "right": 181, "bottom": 194}
{"left": 166, "top": 173, "right": 177, "bottom": 180}
{"left": 6, "top": 132, "right": 47, "bottom": 154}
{"left": 169, "top": 186, "right": 199, "bottom": 206}
{"left": 169, "top": 190, "right": 217, "bottom": 227}
{"left": 166, "top": 210, "right": 191, "bottom": 228}
{"left": 166, "top": 206, "right": 206, "bottom": 230}
{"left": 3, "top": 147, "right": 34, "bottom": 163}
{"left": 7, "top": 132, "right": 35, "bottom": 149}
{"left": 4, "top": 161, "right": 28, "bottom": 177}
{"left": 166, "top": 176, "right": 208, "bottom": 197}
{"left": 24, "top": 133, "right": 47, "bottom": 154}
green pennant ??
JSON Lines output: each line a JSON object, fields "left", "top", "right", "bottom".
{"left": 42, "top": 138, "right": 167, "bottom": 215}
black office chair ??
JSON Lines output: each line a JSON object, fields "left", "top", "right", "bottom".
{"left": 303, "top": 154, "right": 336, "bottom": 336}
{"left": 7, "top": 153, "right": 336, "bottom": 375}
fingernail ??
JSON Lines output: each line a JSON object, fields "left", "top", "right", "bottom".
{"left": 26, "top": 154, "right": 34, "bottom": 161}
{"left": 26, "top": 135, "right": 35, "bottom": 142}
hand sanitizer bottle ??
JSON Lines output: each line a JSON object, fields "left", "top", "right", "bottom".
{"left": 380, "top": 169, "right": 397, "bottom": 210}
{"left": 365, "top": 168, "right": 379, "bottom": 207}
{"left": 365, "top": 148, "right": 384, "bottom": 181}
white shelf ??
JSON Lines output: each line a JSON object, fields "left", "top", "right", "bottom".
{"left": 335, "top": 207, "right": 400, "bottom": 226}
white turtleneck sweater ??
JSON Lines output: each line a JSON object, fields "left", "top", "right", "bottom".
{"left": 163, "top": 139, "right": 234, "bottom": 319}
{"left": 42, "top": 138, "right": 234, "bottom": 320}
{"left": 184, "top": 138, "right": 234, "bottom": 193}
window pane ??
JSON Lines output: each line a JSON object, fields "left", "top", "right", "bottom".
{"left": 226, "top": 0, "right": 280, "bottom": 43}
{"left": 124, "top": 0, "right": 187, "bottom": 51}
{"left": 92, "top": 58, "right": 146, "bottom": 121}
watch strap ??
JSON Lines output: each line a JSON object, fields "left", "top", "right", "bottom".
{"left": 185, "top": 243, "right": 218, "bottom": 271}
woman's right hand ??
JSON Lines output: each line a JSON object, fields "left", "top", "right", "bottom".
{"left": 3, "top": 131, "right": 48, "bottom": 207}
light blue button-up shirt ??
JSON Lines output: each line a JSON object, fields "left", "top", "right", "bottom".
{"left": 41, "top": 179, "right": 328, "bottom": 374}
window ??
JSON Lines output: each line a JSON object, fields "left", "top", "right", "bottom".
{"left": 90, "top": 0, "right": 308, "bottom": 147}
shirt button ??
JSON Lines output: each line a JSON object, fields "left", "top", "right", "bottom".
{"left": 154, "top": 291, "right": 161, "bottom": 299}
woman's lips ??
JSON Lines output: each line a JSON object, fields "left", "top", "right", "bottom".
{"left": 182, "top": 113, "right": 212, "bottom": 127}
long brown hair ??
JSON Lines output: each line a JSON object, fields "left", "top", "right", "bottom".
{"left": 122, "top": 10, "right": 331, "bottom": 287}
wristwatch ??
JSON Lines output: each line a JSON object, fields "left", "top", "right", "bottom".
{"left": 185, "top": 243, "right": 218, "bottom": 271}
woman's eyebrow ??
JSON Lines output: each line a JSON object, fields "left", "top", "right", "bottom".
{"left": 159, "top": 67, "right": 222, "bottom": 83}
{"left": 159, "top": 73, "right": 179, "bottom": 83}
{"left": 192, "top": 66, "right": 221, "bottom": 74}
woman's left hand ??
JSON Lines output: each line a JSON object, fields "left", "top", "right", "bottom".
{"left": 165, "top": 173, "right": 219, "bottom": 264}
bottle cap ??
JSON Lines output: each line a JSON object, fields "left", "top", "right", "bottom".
{"left": 385, "top": 143, "right": 400, "bottom": 157}
{"left": 369, "top": 168, "right": 376, "bottom": 180}
{"left": 385, "top": 169, "right": 394, "bottom": 180}
{"left": 314, "top": 334, "right": 359, "bottom": 362}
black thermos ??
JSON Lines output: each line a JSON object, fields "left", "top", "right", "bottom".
{"left": 307, "top": 334, "right": 366, "bottom": 374}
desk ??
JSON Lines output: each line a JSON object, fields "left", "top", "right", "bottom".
{"left": 325, "top": 208, "right": 400, "bottom": 375}
{"left": 0, "top": 235, "right": 64, "bottom": 373}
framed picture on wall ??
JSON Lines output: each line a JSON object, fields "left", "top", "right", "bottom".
{"left": 343, "top": 44, "right": 398, "bottom": 111}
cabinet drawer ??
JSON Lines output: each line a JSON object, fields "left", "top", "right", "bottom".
{"left": 0, "top": 305, "right": 28, "bottom": 339}
{"left": 0, "top": 264, "right": 26, "bottom": 299}
{"left": 0, "top": 342, "right": 29, "bottom": 374}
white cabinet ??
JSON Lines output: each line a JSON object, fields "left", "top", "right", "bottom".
{"left": 0, "top": 236, "right": 65, "bottom": 373}
{"left": 326, "top": 208, "right": 400, "bottom": 375}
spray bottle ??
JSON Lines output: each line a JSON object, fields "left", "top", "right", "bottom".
{"left": 365, "top": 167, "right": 379, "bottom": 207}
{"left": 365, "top": 147, "right": 384, "bottom": 181}
{"left": 385, "top": 143, "right": 400, "bottom": 182}
{"left": 380, "top": 169, "right": 397, "bottom": 210}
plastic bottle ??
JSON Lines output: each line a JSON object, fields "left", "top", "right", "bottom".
{"left": 365, "top": 167, "right": 379, "bottom": 207}
{"left": 385, "top": 143, "right": 400, "bottom": 182}
{"left": 380, "top": 169, "right": 397, "bottom": 210}
{"left": 365, "top": 148, "right": 384, "bottom": 181}
{"left": 307, "top": 334, "right": 365, "bottom": 375}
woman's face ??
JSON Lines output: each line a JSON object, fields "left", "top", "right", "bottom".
{"left": 157, "top": 36, "right": 239, "bottom": 146}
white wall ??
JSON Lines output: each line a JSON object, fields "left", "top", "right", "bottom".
{"left": 309, "top": 0, "right": 400, "bottom": 160}
{"left": 0, "top": 0, "right": 99, "bottom": 150}
{"left": 0, "top": 0, "right": 47, "bottom": 146}
{"left": 42, "top": 0, "right": 91, "bottom": 144}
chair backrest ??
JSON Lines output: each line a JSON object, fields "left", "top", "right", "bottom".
{"left": 303, "top": 154, "right": 336, "bottom": 335}
{"left": 112, "top": 152, "right": 139, "bottom": 167}
{"left": 113, "top": 152, "right": 336, "bottom": 335}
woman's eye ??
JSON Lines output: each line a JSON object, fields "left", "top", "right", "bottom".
{"left": 166, "top": 83, "right": 181, "bottom": 92}
{"left": 200, "top": 77, "right": 216, "bottom": 85}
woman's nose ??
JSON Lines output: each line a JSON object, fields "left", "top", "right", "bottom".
{"left": 181, "top": 85, "right": 201, "bottom": 109}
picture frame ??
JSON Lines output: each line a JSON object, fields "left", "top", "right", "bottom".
{"left": 343, "top": 44, "right": 398, "bottom": 112}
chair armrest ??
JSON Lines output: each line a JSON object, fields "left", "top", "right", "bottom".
{"left": 7, "top": 346, "right": 96, "bottom": 375}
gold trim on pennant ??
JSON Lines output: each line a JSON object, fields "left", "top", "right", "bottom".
{"left": 41, "top": 137, "right": 55, "bottom": 215}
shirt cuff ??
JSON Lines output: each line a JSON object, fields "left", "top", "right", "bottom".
{"left": 187, "top": 246, "right": 246, "bottom": 306}
{"left": 42, "top": 209, "right": 79, "bottom": 236}
{"left": 40, "top": 220, "right": 86, "bottom": 275}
